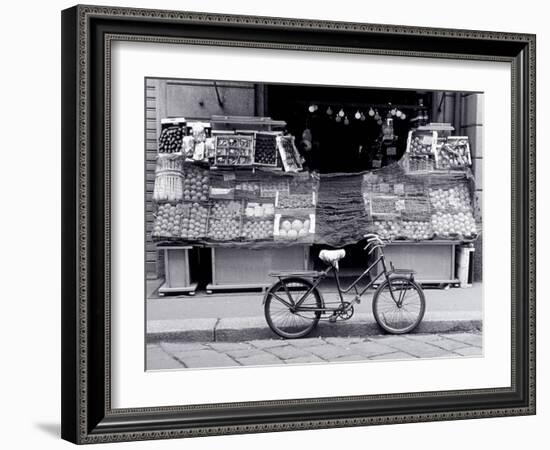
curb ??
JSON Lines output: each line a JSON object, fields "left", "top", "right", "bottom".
{"left": 146, "top": 312, "right": 482, "bottom": 343}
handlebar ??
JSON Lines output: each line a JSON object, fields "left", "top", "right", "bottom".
{"left": 363, "top": 234, "right": 387, "bottom": 251}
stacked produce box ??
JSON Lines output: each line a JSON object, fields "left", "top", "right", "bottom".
{"left": 361, "top": 127, "right": 477, "bottom": 242}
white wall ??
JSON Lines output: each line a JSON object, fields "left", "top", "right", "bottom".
{"left": 0, "top": 0, "right": 545, "bottom": 449}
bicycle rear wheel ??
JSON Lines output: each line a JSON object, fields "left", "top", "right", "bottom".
{"left": 264, "top": 277, "right": 322, "bottom": 339}
{"left": 372, "top": 276, "right": 425, "bottom": 334}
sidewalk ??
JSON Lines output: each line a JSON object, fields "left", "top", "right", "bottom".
{"left": 146, "top": 283, "right": 482, "bottom": 343}
{"left": 147, "top": 331, "right": 483, "bottom": 370}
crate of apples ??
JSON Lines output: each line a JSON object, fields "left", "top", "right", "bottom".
{"left": 429, "top": 186, "right": 471, "bottom": 212}
{"left": 182, "top": 165, "right": 209, "bottom": 202}
{"left": 431, "top": 211, "right": 477, "bottom": 238}
{"left": 243, "top": 219, "right": 274, "bottom": 240}
{"left": 372, "top": 220, "right": 401, "bottom": 241}
{"left": 180, "top": 202, "right": 209, "bottom": 240}
{"left": 152, "top": 203, "right": 185, "bottom": 240}
{"left": 208, "top": 217, "right": 242, "bottom": 241}
{"left": 400, "top": 221, "right": 433, "bottom": 240}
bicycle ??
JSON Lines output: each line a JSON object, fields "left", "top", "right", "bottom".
{"left": 263, "top": 234, "right": 426, "bottom": 338}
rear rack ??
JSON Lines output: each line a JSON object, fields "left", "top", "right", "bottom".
{"left": 389, "top": 268, "right": 416, "bottom": 275}
{"left": 268, "top": 270, "right": 323, "bottom": 278}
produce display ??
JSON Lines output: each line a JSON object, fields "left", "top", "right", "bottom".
{"left": 431, "top": 211, "right": 477, "bottom": 238}
{"left": 276, "top": 216, "right": 312, "bottom": 240}
{"left": 435, "top": 137, "right": 471, "bottom": 170}
{"left": 208, "top": 217, "right": 242, "bottom": 241}
{"left": 245, "top": 202, "right": 274, "bottom": 219}
{"left": 151, "top": 116, "right": 479, "bottom": 249}
{"left": 152, "top": 203, "right": 185, "bottom": 239}
{"left": 429, "top": 185, "right": 471, "bottom": 212}
{"left": 180, "top": 203, "right": 209, "bottom": 240}
{"left": 400, "top": 221, "right": 433, "bottom": 240}
{"left": 214, "top": 135, "right": 254, "bottom": 166}
{"left": 253, "top": 133, "right": 278, "bottom": 166}
{"left": 158, "top": 126, "right": 185, "bottom": 154}
{"left": 276, "top": 193, "right": 314, "bottom": 209}
{"left": 276, "top": 136, "right": 302, "bottom": 172}
{"left": 210, "top": 200, "right": 242, "bottom": 218}
{"left": 243, "top": 219, "right": 274, "bottom": 240}
{"left": 182, "top": 165, "right": 209, "bottom": 202}
{"left": 372, "top": 220, "right": 401, "bottom": 241}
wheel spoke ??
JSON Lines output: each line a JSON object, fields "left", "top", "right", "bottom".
{"left": 374, "top": 279, "right": 425, "bottom": 333}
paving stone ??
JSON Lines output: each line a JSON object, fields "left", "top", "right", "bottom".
{"left": 379, "top": 338, "right": 451, "bottom": 358}
{"left": 181, "top": 351, "right": 240, "bottom": 368}
{"left": 207, "top": 342, "right": 252, "bottom": 352}
{"left": 405, "top": 335, "right": 470, "bottom": 351}
{"left": 146, "top": 345, "right": 183, "bottom": 370}
{"left": 264, "top": 345, "right": 311, "bottom": 360}
{"left": 332, "top": 354, "right": 368, "bottom": 362}
{"left": 236, "top": 353, "right": 283, "bottom": 366}
{"left": 160, "top": 342, "right": 207, "bottom": 353}
{"left": 445, "top": 332, "right": 483, "bottom": 347}
{"left": 367, "top": 335, "right": 411, "bottom": 346}
{"left": 348, "top": 341, "right": 397, "bottom": 357}
{"left": 248, "top": 339, "right": 288, "bottom": 349}
{"left": 324, "top": 337, "right": 366, "bottom": 346}
{"left": 284, "top": 355, "right": 325, "bottom": 364}
{"left": 286, "top": 337, "right": 326, "bottom": 347}
{"left": 369, "top": 351, "right": 415, "bottom": 361}
{"left": 453, "top": 346, "right": 483, "bottom": 357}
{"left": 305, "top": 344, "right": 354, "bottom": 360}
{"left": 224, "top": 348, "right": 267, "bottom": 359}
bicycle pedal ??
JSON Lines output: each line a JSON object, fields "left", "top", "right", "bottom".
{"left": 328, "top": 315, "right": 338, "bottom": 323}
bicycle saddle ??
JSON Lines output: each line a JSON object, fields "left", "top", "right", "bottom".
{"left": 319, "top": 249, "right": 346, "bottom": 269}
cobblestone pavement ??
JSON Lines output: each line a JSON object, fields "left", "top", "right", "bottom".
{"left": 146, "top": 331, "right": 482, "bottom": 370}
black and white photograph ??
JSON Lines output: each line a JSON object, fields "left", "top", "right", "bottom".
{"left": 145, "top": 78, "right": 484, "bottom": 371}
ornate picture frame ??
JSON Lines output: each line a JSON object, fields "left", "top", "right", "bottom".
{"left": 61, "top": 5, "right": 535, "bottom": 444}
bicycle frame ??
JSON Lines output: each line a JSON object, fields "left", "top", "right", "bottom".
{"left": 277, "top": 253, "right": 397, "bottom": 314}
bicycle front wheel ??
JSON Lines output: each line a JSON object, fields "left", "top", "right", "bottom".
{"left": 264, "top": 277, "right": 322, "bottom": 339}
{"left": 372, "top": 276, "right": 425, "bottom": 334}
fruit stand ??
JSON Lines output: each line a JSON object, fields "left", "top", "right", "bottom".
{"left": 151, "top": 116, "right": 479, "bottom": 293}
